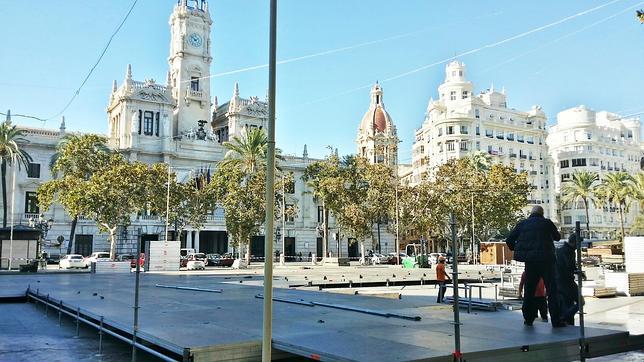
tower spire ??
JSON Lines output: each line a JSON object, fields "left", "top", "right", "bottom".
{"left": 233, "top": 82, "right": 240, "bottom": 97}
{"left": 59, "top": 116, "right": 66, "bottom": 134}
{"left": 126, "top": 64, "right": 132, "bottom": 80}
{"left": 303, "top": 144, "right": 308, "bottom": 158}
{"left": 112, "top": 80, "right": 118, "bottom": 92}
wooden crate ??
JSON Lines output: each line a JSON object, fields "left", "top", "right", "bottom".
{"left": 480, "top": 242, "right": 513, "bottom": 265}
{"left": 605, "top": 272, "right": 644, "bottom": 296}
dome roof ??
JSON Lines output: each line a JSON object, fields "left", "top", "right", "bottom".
{"left": 358, "top": 83, "right": 396, "bottom": 136}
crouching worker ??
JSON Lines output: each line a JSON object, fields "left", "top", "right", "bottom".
{"left": 556, "top": 233, "right": 584, "bottom": 325}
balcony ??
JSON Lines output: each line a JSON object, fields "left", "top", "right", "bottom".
{"left": 530, "top": 171, "right": 538, "bottom": 175}
{"left": 186, "top": 89, "right": 203, "bottom": 99}
{"left": 509, "top": 153, "right": 517, "bottom": 158}
{"left": 520, "top": 155, "right": 527, "bottom": 159}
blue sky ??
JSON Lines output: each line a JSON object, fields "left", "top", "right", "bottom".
{"left": 1, "top": 0, "right": 642, "bottom": 162}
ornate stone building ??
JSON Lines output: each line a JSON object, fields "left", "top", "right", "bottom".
{"left": 547, "top": 105, "right": 642, "bottom": 239}
{"left": 356, "top": 82, "right": 399, "bottom": 167}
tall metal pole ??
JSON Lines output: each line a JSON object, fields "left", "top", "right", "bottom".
{"left": 575, "top": 221, "right": 586, "bottom": 361}
{"left": 132, "top": 227, "right": 142, "bottom": 362}
{"left": 262, "top": 1, "right": 277, "bottom": 360}
{"left": 164, "top": 163, "right": 171, "bottom": 241}
{"left": 395, "top": 184, "right": 399, "bottom": 265}
{"left": 471, "top": 192, "right": 475, "bottom": 264}
{"left": 8, "top": 157, "right": 16, "bottom": 270}
{"left": 281, "top": 174, "right": 285, "bottom": 266}
{"left": 450, "top": 212, "right": 462, "bottom": 361}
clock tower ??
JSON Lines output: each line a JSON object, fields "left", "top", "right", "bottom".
{"left": 168, "top": 0, "right": 213, "bottom": 137}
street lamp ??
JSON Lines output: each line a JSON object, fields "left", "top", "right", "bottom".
{"left": 29, "top": 213, "right": 54, "bottom": 267}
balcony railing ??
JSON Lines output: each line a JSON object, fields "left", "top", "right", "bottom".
{"left": 509, "top": 153, "right": 517, "bottom": 158}
{"left": 187, "top": 89, "right": 203, "bottom": 98}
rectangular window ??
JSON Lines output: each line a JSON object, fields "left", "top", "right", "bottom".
{"left": 517, "top": 134, "right": 524, "bottom": 143}
{"left": 506, "top": 132, "right": 514, "bottom": 141}
{"left": 462, "top": 90, "right": 468, "bottom": 99}
{"left": 572, "top": 158, "right": 587, "bottom": 167}
{"left": 485, "top": 129, "right": 493, "bottom": 138}
{"left": 476, "top": 141, "right": 480, "bottom": 150}
{"left": 475, "top": 124, "right": 480, "bottom": 135}
{"left": 475, "top": 109, "right": 480, "bottom": 119}
{"left": 561, "top": 173, "right": 570, "bottom": 182}
{"left": 190, "top": 77, "right": 199, "bottom": 91}
{"left": 627, "top": 130, "right": 633, "bottom": 138}
{"left": 560, "top": 160, "right": 569, "bottom": 168}
{"left": 564, "top": 216, "right": 572, "bottom": 225}
{"left": 25, "top": 191, "right": 39, "bottom": 214}
{"left": 450, "top": 91, "right": 456, "bottom": 101}
{"left": 155, "top": 112, "right": 160, "bottom": 137}
{"left": 438, "top": 128, "right": 443, "bottom": 136}
{"left": 527, "top": 136, "right": 534, "bottom": 144}
{"left": 446, "top": 141, "right": 455, "bottom": 151}
{"left": 317, "top": 206, "right": 323, "bottom": 223}
{"left": 143, "top": 111, "right": 154, "bottom": 136}
{"left": 460, "top": 125, "right": 468, "bottom": 134}
{"left": 496, "top": 130, "right": 504, "bottom": 139}
{"left": 587, "top": 132, "right": 592, "bottom": 140}
{"left": 27, "top": 163, "right": 41, "bottom": 178}
{"left": 447, "top": 126, "right": 454, "bottom": 135}
{"left": 460, "top": 141, "right": 468, "bottom": 151}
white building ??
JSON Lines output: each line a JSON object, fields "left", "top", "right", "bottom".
{"left": 547, "top": 105, "right": 642, "bottom": 239}
{"left": 410, "top": 61, "right": 556, "bottom": 219}
{"left": 1, "top": 0, "right": 395, "bottom": 265}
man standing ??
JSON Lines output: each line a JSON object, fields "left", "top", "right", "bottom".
{"left": 436, "top": 256, "right": 451, "bottom": 303}
{"left": 556, "top": 233, "right": 582, "bottom": 325}
{"left": 506, "top": 205, "right": 564, "bottom": 327}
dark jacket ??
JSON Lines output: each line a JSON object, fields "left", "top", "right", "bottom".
{"left": 556, "top": 242, "right": 578, "bottom": 302}
{"left": 506, "top": 213, "right": 561, "bottom": 262}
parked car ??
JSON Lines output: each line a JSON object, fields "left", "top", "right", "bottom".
{"left": 130, "top": 253, "right": 145, "bottom": 268}
{"left": 180, "top": 248, "right": 196, "bottom": 258}
{"left": 387, "top": 252, "right": 408, "bottom": 265}
{"left": 46, "top": 254, "right": 61, "bottom": 265}
{"left": 117, "top": 254, "right": 134, "bottom": 262}
{"left": 429, "top": 253, "right": 441, "bottom": 265}
{"left": 180, "top": 253, "right": 207, "bottom": 268}
{"left": 59, "top": 254, "right": 85, "bottom": 269}
{"left": 371, "top": 253, "right": 389, "bottom": 264}
{"left": 181, "top": 254, "right": 206, "bottom": 270}
{"left": 82, "top": 252, "right": 110, "bottom": 268}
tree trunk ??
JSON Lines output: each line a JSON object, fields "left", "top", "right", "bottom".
{"left": 109, "top": 227, "right": 117, "bottom": 261}
{"left": 583, "top": 197, "right": 590, "bottom": 237}
{"left": 245, "top": 240, "right": 250, "bottom": 265}
{"left": 360, "top": 240, "right": 365, "bottom": 265}
{"left": 1, "top": 160, "right": 7, "bottom": 228}
{"left": 66, "top": 216, "right": 78, "bottom": 255}
{"left": 618, "top": 203, "right": 626, "bottom": 241}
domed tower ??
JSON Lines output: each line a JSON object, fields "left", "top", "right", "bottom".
{"left": 438, "top": 61, "right": 473, "bottom": 104}
{"left": 356, "top": 82, "right": 399, "bottom": 166}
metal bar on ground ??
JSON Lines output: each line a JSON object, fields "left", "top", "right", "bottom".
{"left": 155, "top": 284, "right": 223, "bottom": 293}
{"left": 255, "top": 294, "right": 314, "bottom": 306}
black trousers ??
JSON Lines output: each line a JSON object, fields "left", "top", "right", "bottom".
{"left": 535, "top": 296, "right": 548, "bottom": 320}
{"left": 437, "top": 281, "right": 447, "bottom": 303}
{"left": 523, "top": 261, "right": 560, "bottom": 325}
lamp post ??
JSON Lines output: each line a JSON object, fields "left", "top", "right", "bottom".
{"left": 29, "top": 213, "right": 54, "bottom": 268}
{"left": 275, "top": 226, "right": 281, "bottom": 263}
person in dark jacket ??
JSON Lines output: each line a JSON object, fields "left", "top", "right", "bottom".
{"left": 506, "top": 205, "right": 564, "bottom": 327}
{"left": 556, "top": 233, "right": 582, "bottom": 325}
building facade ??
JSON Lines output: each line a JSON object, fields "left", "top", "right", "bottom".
{"left": 409, "top": 61, "right": 556, "bottom": 219}
{"left": 356, "top": 82, "right": 399, "bottom": 167}
{"left": 547, "top": 105, "right": 642, "bottom": 239}
{"left": 2, "top": 0, "right": 395, "bottom": 265}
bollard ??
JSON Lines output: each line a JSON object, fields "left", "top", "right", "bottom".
{"left": 96, "top": 316, "right": 104, "bottom": 357}
{"left": 494, "top": 284, "right": 498, "bottom": 303}
{"left": 420, "top": 277, "right": 424, "bottom": 286}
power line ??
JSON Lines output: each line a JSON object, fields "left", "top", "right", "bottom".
{"left": 43, "top": 0, "right": 139, "bottom": 122}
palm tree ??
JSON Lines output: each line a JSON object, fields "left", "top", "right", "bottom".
{"left": 561, "top": 171, "right": 598, "bottom": 236}
{"left": 467, "top": 151, "right": 491, "bottom": 172}
{"left": 596, "top": 172, "right": 635, "bottom": 240}
{"left": 630, "top": 171, "right": 644, "bottom": 209}
{"left": 221, "top": 127, "right": 268, "bottom": 174}
{"left": 48, "top": 134, "right": 111, "bottom": 255}
{"left": 0, "top": 119, "right": 32, "bottom": 227}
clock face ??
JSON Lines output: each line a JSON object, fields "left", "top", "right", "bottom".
{"left": 188, "top": 33, "right": 203, "bottom": 48}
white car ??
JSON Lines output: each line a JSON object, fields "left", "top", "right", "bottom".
{"left": 186, "top": 259, "right": 206, "bottom": 270}
{"left": 59, "top": 254, "right": 85, "bottom": 269}
{"left": 371, "top": 253, "right": 389, "bottom": 264}
{"left": 82, "top": 252, "right": 111, "bottom": 268}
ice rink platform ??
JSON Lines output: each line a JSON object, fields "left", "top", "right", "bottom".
{"left": 0, "top": 272, "right": 641, "bottom": 361}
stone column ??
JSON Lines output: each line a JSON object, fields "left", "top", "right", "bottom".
{"left": 194, "top": 231, "right": 200, "bottom": 253}
{"left": 186, "top": 231, "right": 193, "bottom": 249}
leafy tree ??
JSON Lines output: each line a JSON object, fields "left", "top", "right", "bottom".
{"left": 0, "top": 119, "right": 32, "bottom": 227}
{"left": 41, "top": 134, "right": 111, "bottom": 254}
{"left": 467, "top": 150, "right": 492, "bottom": 172}
{"left": 560, "top": 171, "right": 598, "bottom": 236}
{"left": 596, "top": 172, "right": 635, "bottom": 240}
{"left": 221, "top": 127, "right": 282, "bottom": 173}
{"left": 303, "top": 152, "right": 345, "bottom": 258}
{"left": 363, "top": 161, "right": 396, "bottom": 252}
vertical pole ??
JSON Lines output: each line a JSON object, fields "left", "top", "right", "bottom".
{"left": 132, "top": 228, "right": 142, "bottom": 362}
{"left": 262, "top": 1, "right": 277, "bottom": 360}
{"left": 281, "top": 174, "right": 285, "bottom": 266}
{"left": 450, "top": 212, "right": 462, "bottom": 361}
{"left": 471, "top": 192, "right": 475, "bottom": 264}
{"left": 395, "top": 185, "right": 399, "bottom": 265}
{"left": 8, "top": 159, "right": 16, "bottom": 270}
{"left": 575, "top": 221, "right": 586, "bottom": 361}
{"left": 165, "top": 163, "right": 171, "bottom": 242}
{"left": 97, "top": 316, "right": 104, "bottom": 357}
